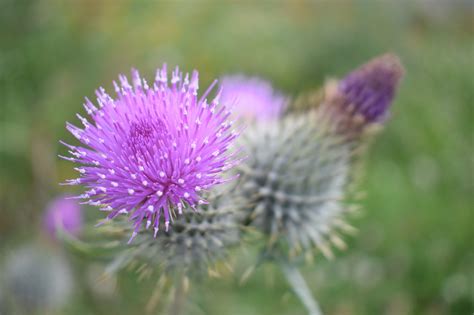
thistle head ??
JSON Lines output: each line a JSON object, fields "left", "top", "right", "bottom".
{"left": 61, "top": 65, "right": 241, "bottom": 242}
{"left": 234, "top": 113, "right": 354, "bottom": 259}
{"left": 323, "top": 54, "right": 404, "bottom": 136}
{"left": 42, "top": 195, "right": 83, "bottom": 240}
{"left": 220, "top": 75, "right": 288, "bottom": 122}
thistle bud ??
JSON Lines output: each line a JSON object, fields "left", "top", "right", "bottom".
{"left": 234, "top": 113, "right": 353, "bottom": 259}
{"left": 322, "top": 54, "right": 404, "bottom": 137}
{"left": 1, "top": 245, "right": 74, "bottom": 314}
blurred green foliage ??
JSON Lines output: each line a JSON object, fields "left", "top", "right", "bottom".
{"left": 0, "top": 1, "right": 472, "bottom": 315}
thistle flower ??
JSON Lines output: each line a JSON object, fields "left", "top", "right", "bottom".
{"left": 220, "top": 75, "right": 288, "bottom": 121}
{"left": 321, "top": 54, "right": 404, "bottom": 136}
{"left": 235, "top": 113, "right": 353, "bottom": 259}
{"left": 230, "top": 55, "right": 403, "bottom": 315}
{"left": 42, "top": 195, "right": 83, "bottom": 240}
{"left": 61, "top": 65, "right": 241, "bottom": 242}
{"left": 1, "top": 245, "right": 73, "bottom": 314}
{"left": 235, "top": 55, "right": 404, "bottom": 258}
{"left": 338, "top": 53, "right": 404, "bottom": 123}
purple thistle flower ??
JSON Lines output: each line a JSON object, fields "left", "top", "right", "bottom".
{"left": 338, "top": 53, "right": 404, "bottom": 123}
{"left": 61, "top": 65, "right": 241, "bottom": 242}
{"left": 43, "top": 195, "right": 83, "bottom": 239}
{"left": 220, "top": 75, "right": 288, "bottom": 121}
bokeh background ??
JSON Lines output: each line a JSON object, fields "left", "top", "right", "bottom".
{"left": 0, "top": 1, "right": 473, "bottom": 314}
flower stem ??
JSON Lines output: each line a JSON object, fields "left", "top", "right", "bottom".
{"left": 168, "top": 276, "right": 186, "bottom": 315}
{"left": 280, "top": 262, "right": 323, "bottom": 315}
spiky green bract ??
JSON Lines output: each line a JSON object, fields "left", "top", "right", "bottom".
{"left": 234, "top": 112, "right": 355, "bottom": 259}
{"left": 84, "top": 193, "right": 239, "bottom": 279}
{"left": 288, "top": 87, "right": 325, "bottom": 115}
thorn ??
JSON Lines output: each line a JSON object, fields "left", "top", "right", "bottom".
{"left": 128, "top": 231, "right": 138, "bottom": 244}
{"left": 95, "top": 218, "right": 109, "bottom": 227}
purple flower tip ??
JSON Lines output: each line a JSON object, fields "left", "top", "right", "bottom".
{"left": 61, "top": 65, "right": 241, "bottom": 240}
{"left": 338, "top": 53, "right": 404, "bottom": 123}
{"left": 220, "top": 75, "right": 287, "bottom": 121}
{"left": 43, "top": 195, "right": 83, "bottom": 239}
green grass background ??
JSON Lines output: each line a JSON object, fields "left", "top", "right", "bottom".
{"left": 0, "top": 1, "right": 472, "bottom": 314}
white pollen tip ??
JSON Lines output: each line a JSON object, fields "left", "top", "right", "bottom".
{"left": 156, "top": 190, "right": 163, "bottom": 196}
{"left": 146, "top": 220, "right": 151, "bottom": 229}
{"left": 154, "top": 227, "right": 159, "bottom": 238}
{"left": 142, "top": 180, "right": 148, "bottom": 186}
{"left": 159, "top": 171, "right": 165, "bottom": 177}
{"left": 178, "top": 178, "right": 184, "bottom": 184}
{"left": 195, "top": 186, "right": 201, "bottom": 192}
{"left": 165, "top": 221, "right": 170, "bottom": 231}
{"left": 128, "top": 189, "right": 135, "bottom": 195}
{"left": 147, "top": 205, "right": 154, "bottom": 212}
{"left": 184, "top": 192, "right": 190, "bottom": 198}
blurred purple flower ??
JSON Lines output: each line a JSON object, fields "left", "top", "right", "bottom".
{"left": 61, "top": 65, "right": 241, "bottom": 242}
{"left": 338, "top": 53, "right": 404, "bottom": 123}
{"left": 220, "top": 75, "right": 287, "bottom": 121}
{"left": 43, "top": 195, "right": 82, "bottom": 239}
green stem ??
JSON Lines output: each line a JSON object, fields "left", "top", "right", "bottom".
{"left": 280, "top": 262, "right": 323, "bottom": 315}
{"left": 168, "top": 276, "right": 186, "bottom": 315}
